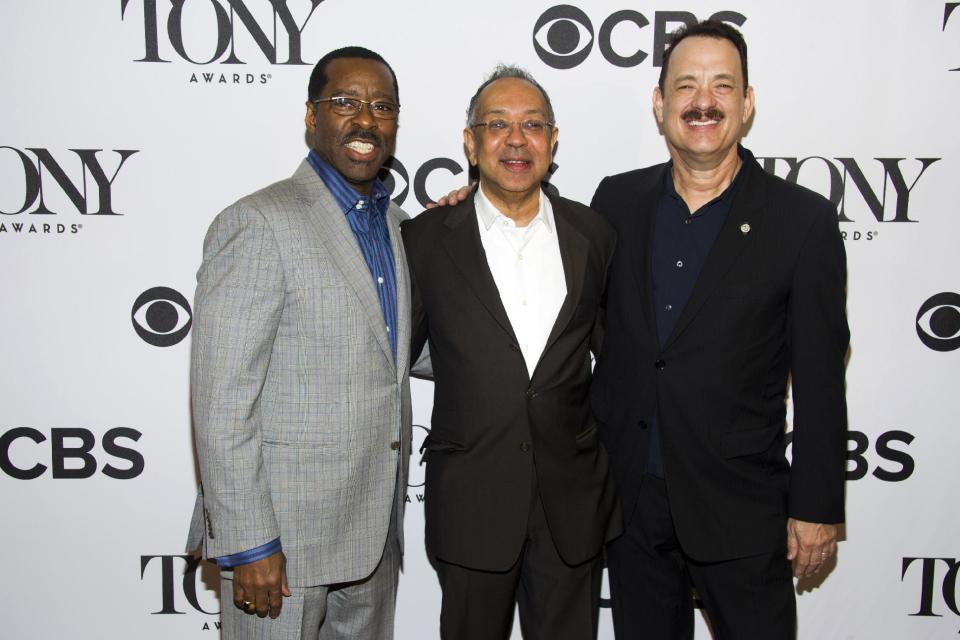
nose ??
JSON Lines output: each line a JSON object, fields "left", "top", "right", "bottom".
{"left": 352, "top": 102, "right": 378, "bottom": 128}
{"left": 505, "top": 122, "right": 527, "bottom": 147}
{"left": 692, "top": 87, "right": 714, "bottom": 110}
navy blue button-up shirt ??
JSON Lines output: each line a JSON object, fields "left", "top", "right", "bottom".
{"left": 307, "top": 150, "right": 399, "bottom": 360}
{"left": 646, "top": 150, "right": 747, "bottom": 478}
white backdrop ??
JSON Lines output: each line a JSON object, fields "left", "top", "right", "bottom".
{"left": 2, "top": 1, "right": 959, "bottom": 638}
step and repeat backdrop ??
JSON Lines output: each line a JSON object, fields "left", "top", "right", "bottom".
{"left": 2, "top": 1, "right": 958, "bottom": 638}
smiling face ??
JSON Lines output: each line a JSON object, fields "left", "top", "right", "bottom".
{"left": 463, "top": 77, "right": 558, "bottom": 207}
{"left": 654, "top": 35, "right": 754, "bottom": 170}
{"left": 305, "top": 57, "right": 398, "bottom": 195}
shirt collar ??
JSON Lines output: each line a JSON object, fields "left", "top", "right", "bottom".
{"left": 474, "top": 183, "right": 555, "bottom": 234}
{"left": 306, "top": 150, "right": 390, "bottom": 216}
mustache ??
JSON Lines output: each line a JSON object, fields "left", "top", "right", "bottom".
{"left": 681, "top": 107, "right": 725, "bottom": 122}
{"left": 341, "top": 127, "right": 382, "bottom": 147}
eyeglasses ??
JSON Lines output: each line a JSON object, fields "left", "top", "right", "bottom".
{"left": 471, "top": 119, "right": 555, "bottom": 136}
{"left": 312, "top": 96, "right": 400, "bottom": 120}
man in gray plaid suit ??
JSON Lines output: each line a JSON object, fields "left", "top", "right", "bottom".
{"left": 186, "top": 46, "right": 411, "bottom": 640}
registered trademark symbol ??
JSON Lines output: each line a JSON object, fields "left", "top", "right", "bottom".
{"left": 267, "top": 74, "right": 272, "bottom": 79}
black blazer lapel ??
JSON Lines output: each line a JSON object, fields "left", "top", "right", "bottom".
{"left": 441, "top": 198, "right": 519, "bottom": 343}
{"left": 632, "top": 166, "right": 666, "bottom": 347}
{"left": 538, "top": 195, "right": 589, "bottom": 364}
{"left": 662, "top": 158, "right": 767, "bottom": 349}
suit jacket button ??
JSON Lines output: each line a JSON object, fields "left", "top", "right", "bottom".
{"left": 204, "top": 508, "right": 215, "bottom": 538}
{"left": 525, "top": 387, "right": 538, "bottom": 399}
{"left": 638, "top": 421, "right": 648, "bottom": 430}
{"left": 520, "top": 442, "right": 530, "bottom": 452}
{"left": 654, "top": 359, "right": 666, "bottom": 370}
{"left": 390, "top": 440, "right": 400, "bottom": 451}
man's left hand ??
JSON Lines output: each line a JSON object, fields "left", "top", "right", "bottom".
{"left": 786, "top": 518, "right": 838, "bottom": 578}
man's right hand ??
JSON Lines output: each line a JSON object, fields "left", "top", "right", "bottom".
{"left": 425, "top": 183, "right": 474, "bottom": 208}
{"left": 233, "top": 551, "right": 291, "bottom": 619}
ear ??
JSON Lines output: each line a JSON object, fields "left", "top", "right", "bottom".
{"left": 549, "top": 125, "right": 559, "bottom": 157}
{"left": 653, "top": 86, "right": 664, "bottom": 126}
{"left": 742, "top": 86, "right": 755, "bottom": 124}
{"left": 304, "top": 102, "right": 317, "bottom": 134}
{"left": 463, "top": 127, "right": 479, "bottom": 166}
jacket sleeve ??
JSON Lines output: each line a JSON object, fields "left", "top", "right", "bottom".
{"left": 402, "top": 219, "right": 431, "bottom": 379}
{"left": 191, "top": 203, "right": 284, "bottom": 558}
{"left": 787, "top": 202, "right": 850, "bottom": 524}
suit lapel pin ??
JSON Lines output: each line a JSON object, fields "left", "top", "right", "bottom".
{"left": 739, "top": 223, "right": 751, "bottom": 235}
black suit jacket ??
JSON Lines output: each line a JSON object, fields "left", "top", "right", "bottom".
{"left": 402, "top": 191, "right": 621, "bottom": 571}
{"left": 590, "top": 148, "right": 849, "bottom": 562}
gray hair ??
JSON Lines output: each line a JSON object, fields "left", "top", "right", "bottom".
{"left": 465, "top": 64, "right": 556, "bottom": 126}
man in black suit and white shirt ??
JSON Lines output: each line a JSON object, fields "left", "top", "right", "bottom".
{"left": 402, "top": 65, "right": 620, "bottom": 640}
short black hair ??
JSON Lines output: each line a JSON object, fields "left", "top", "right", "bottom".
{"left": 465, "top": 64, "right": 555, "bottom": 126}
{"left": 307, "top": 46, "right": 399, "bottom": 103}
{"left": 658, "top": 20, "right": 748, "bottom": 95}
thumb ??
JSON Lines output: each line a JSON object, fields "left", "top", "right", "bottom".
{"left": 281, "top": 559, "right": 292, "bottom": 597}
{"left": 785, "top": 524, "right": 799, "bottom": 560}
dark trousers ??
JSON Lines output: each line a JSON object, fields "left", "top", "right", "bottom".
{"left": 607, "top": 474, "right": 796, "bottom": 640}
{"left": 435, "top": 490, "right": 603, "bottom": 640}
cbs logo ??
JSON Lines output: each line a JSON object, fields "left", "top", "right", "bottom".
{"left": 0, "top": 427, "right": 144, "bottom": 480}
{"left": 786, "top": 428, "right": 915, "bottom": 482}
{"left": 916, "top": 292, "right": 960, "bottom": 352}
{"left": 132, "top": 286, "right": 193, "bottom": 347}
{"left": 533, "top": 5, "right": 745, "bottom": 69}
{"left": 379, "top": 156, "right": 466, "bottom": 210}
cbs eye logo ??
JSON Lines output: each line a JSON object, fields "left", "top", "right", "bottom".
{"left": 916, "top": 292, "right": 960, "bottom": 352}
{"left": 533, "top": 5, "right": 596, "bottom": 69}
{"left": 132, "top": 287, "right": 193, "bottom": 347}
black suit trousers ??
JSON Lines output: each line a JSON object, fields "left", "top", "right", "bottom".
{"left": 436, "top": 481, "right": 603, "bottom": 640}
{"left": 607, "top": 474, "right": 796, "bottom": 640}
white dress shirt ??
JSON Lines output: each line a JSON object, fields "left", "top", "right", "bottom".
{"left": 475, "top": 185, "right": 567, "bottom": 378}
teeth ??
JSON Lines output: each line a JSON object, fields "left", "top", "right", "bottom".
{"left": 346, "top": 141, "right": 374, "bottom": 153}
{"left": 688, "top": 120, "right": 718, "bottom": 127}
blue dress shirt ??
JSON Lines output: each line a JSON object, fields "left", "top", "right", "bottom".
{"left": 645, "top": 149, "right": 746, "bottom": 478}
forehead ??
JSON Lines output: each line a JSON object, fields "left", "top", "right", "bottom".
{"left": 666, "top": 36, "right": 743, "bottom": 81}
{"left": 477, "top": 78, "right": 548, "bottom": 114}
{"left": 324, "top": 57, "right": 395, "bottom": 97}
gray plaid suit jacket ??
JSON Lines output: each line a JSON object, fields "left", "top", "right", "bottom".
{"left": 186, "top": 160, "right": 412, "bottom": 587}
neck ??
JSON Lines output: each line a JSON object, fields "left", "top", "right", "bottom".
{"left": 479, "top": 182, "right": 541, "bottom": 227}
{"left": 669, "top": 146, "right": 742, "bottom": 213}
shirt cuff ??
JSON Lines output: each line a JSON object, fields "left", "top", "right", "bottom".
{"left": 215, "top": 538, "right": 282, "bottom": 568}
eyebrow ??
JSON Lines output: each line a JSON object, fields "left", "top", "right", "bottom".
{"left": 481, "top": 107, "right": 547, "bottom": 117}
{"left": 329, "top": 87, "right": 396, "bottom": 100}
{"left": 673, "top": 73, "right": 738, "bottom": 85}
